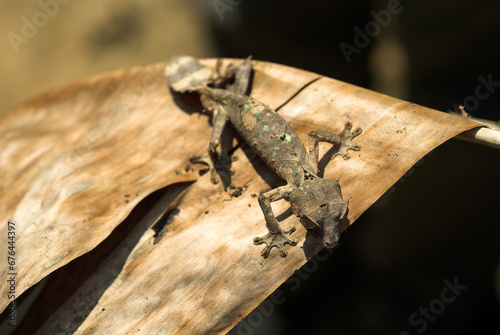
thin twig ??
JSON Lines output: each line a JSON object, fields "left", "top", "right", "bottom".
{"left": 450, "top": 109, "right": 500, "bottom": 149}
{"left": 456, "top": 127, "right": 500, "bottom": 149}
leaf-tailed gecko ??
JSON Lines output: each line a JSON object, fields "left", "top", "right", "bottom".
{"left": 165, "top": 55, "right": 362, "bottom": 258}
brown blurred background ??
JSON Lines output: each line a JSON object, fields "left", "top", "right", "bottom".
{"left": 0, "top": 1, "right": 215, "bottom": 115}
{"left": 1, "top": 1, "right": 499, "bottom": 334}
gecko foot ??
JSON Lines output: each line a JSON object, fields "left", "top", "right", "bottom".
{"left": 253, "top": 226, "right": 298, "bottom": 258}
{"left": 332, "top": 122, "right": 363, "bottom": 160}
{"left": 189, "top": 154, "right": 220, "bottom": 184}
{"left": 190, "top": 153, "right": 234, "bottom": 185}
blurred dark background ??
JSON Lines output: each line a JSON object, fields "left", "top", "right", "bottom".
{"left": 1, "top": 1, "right": 499, "bottom": 334}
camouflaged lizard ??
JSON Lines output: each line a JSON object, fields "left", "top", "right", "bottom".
{"left": 165, "top": 55, "right": 362, "bottom": 258}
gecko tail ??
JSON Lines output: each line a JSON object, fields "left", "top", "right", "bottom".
{"left": 165, "top": 55, "right": 213, "bottom": 93}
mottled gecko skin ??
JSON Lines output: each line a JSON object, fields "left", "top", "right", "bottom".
{"left": 165, "top": 55, "right": 362, "bottom": 258}
{"left": 210, "top": 90, "right": 316, "bottom": 185}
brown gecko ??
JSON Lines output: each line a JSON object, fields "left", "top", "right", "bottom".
{"left": 165, "top": 55, "right": 362, "bottom": 258}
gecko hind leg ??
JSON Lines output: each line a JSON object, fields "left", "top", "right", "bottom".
{"left": 308, "top": 122, "right": 362, "bottom": 162}
{"left": 210, "top": 59, "right": 234, "bottom": 88}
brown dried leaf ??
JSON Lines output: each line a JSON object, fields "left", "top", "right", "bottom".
{"left": 0, "top": 59, "right": 318, "bottom": 312}
{"left": 0, "top": 59, "right": 481, "bottom": 334}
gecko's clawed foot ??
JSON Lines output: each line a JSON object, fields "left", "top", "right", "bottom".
{"left": 189, "top": 154, "right": 219, "bottom": 184}
{"left": 332, "top": 122, "right": 363, "bottom": 160}
{"left": 190, "top": 152, "right": 234, "bottom": 185}
{"left": 253, "top": 226, "right": 298, "bottom": 258}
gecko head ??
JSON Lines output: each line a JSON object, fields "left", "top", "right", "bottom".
{"left": 288, "top": 178, "right": 348, "bottom": 248}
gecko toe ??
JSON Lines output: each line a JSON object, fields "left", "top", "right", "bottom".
{"left": 331, "top": 151, "right": 346, "bottom": 160}
{"left": 261, "top": 245, "right": 272, "bottom": 258}
{"left": 210, "top": 169, "right": 220, "bottom": 184}
{"left": 253, "top": 227, "right": 297, "bottom": 257}
{"left": 253, "top": 236, "right": 264, "bottom": 244}
{"left": 352, "top": 127, "right": 363, "bottom": 137}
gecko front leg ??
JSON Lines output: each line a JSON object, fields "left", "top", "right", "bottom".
{"left": 253, "top": 184, "right": 298, "bottom": 258}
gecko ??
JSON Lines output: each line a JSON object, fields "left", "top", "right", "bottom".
{"left": 165, "top": 55, "right": 362, "bottom": 258}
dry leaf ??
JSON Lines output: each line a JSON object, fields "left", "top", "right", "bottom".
{"left": 0, "top": 59, "right": 481, "bottom": 334}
